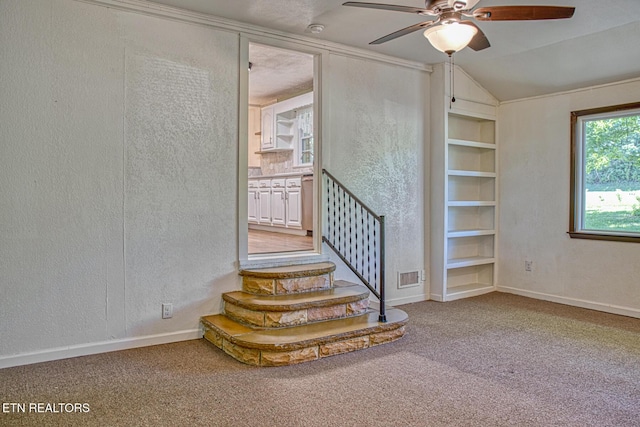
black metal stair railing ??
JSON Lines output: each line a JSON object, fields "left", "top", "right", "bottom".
{"left": 322, "top": 169, "right": 386, "bottom": 322}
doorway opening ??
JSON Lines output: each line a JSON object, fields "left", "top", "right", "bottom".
{"left": 247, "top": 43, "right": 316, "bottom": 255}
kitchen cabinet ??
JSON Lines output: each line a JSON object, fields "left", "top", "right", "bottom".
{"left": 248, "top": 180, "right": 259, "bottom": 224}
{"left": 258, "top": 180, "right": 272, "bottom": 224}
{"left": 248, "top": 175, "right": 305, "bottom": 235}
{"left": 285, "top": 178, "right": 302, "bottom": 228}
{"left": 261, "top": 107, "right": 274, "bottom": 150}
{"left": 270, "top": 179, "right": 287, "bottom": 226}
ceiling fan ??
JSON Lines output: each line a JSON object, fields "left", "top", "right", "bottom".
{"left": 343, "top": 0, "right": 575, "bottom": 54}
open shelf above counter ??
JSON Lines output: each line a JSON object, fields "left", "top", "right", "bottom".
{"left": 255, "top": 148, "right": 293, "bottom": 154}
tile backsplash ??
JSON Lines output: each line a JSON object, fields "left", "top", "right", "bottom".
{"left": 256, "top": 151, "right": 312, "bottom": 176}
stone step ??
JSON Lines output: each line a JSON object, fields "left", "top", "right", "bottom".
{"left": 201, "top": 308, "right": 408, "bottom": 367}
{"left": 222, "top": 281, "right": 370, "bottom": 328}
{"left": 239, "top": 262, "right": 336, "bottom": 295}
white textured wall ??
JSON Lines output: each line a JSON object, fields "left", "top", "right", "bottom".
{"left": 497, "top": 79, "right": 640, "bottom": 316}
{"left": 326, "top": 54, "right": 429, "bottom": 305}
{"left": 0, "top": 0, "right": 430, "bottom": 366}
{"left": 0, "top": 0, "right": 239, "bottom": 363}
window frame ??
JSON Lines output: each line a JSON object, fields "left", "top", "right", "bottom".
{"left": 569, "top": 101, "right": 640, "bottom": 243}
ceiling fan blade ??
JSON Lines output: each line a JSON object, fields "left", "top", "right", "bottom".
{"left": 370, "top": 20, "right": 437, "bottom": 45}
{"left": 460, "top": 22, "right": 490, "bottom": 51}
{"left": 342, "top": 2, "right": 429, "bottom": 15}
{"left": 473, "top": 6, "right": 575, "bottom": 21}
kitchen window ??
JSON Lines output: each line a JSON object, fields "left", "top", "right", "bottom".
{"left": 570, "top": 102, "right": 640, "bottom": 242}
{"left": 295, "top": 104, "right": 313, "bottom": 167}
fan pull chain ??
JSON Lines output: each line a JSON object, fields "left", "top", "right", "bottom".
{"left": 449, "top": 52, "right": 456, "bottom": 109}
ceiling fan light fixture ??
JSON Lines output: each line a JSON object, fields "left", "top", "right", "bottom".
{"left": 423, "top": 22, "right": 477, "bottom": 54}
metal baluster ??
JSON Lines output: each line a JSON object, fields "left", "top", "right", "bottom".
{"left": 348, "top": 194, "right": 353, "bottom": 265}
{"left": 337, "top": 186, "right": 342, "bottom": 254}
{"left": 325, "top": 175, "right": 330, "bottom": 241}
{"left": 360, "top": 206, "right": 365, "bottom": 276}
{"left": 354, "top": 203, "right": 359, "bottom": 273}
{"left": 379, "top": 215, "right": 386, "bottom": 322}
{"left": 373, "top": 215, "right": 377, "bottom": 294}
{"left": 332, "top": 180, "right": 337, "bottom": 246}
{"left": 366, "top": 213, "right": 371, "bottom": 286}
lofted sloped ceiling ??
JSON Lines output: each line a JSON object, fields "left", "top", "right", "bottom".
{"left": 146, "top": 0, "right": 640, "bottom": 101}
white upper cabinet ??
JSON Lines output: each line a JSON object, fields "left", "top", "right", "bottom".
{"left": 260, "top": 107, "right": 274, "bottom": 150}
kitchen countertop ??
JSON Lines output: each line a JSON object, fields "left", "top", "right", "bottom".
{"left": 248, "top": 172, "right": 313, "bottom": 179}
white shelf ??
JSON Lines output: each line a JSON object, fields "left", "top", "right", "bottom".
{"left": 447, "top": 256, "right": 495, "bottom": 269}
{"left": 431, "top": 70, "right": 498, "bottom": 303}
{"left": 448, "top": 229, "right": 495, "bottom": 238}
{"left": 448, "top": 201, "right": 496, "bottom": 207}
{"left": 255, "top": 148, "right": 293, "bottom": 154}
{"left": 276, "top": 119, "right": 295, "bottom": 125}
{"left": 445, "top": 283, "right": 494, "bottom": 300}
{"left": 448, "top": 170, "right": 496, "bottom": 178}
{"left": 448, "top": 138, "right": 496, "bottom": 150}
{"left": 276, "top": 134, "right": 294, "bottom": 139}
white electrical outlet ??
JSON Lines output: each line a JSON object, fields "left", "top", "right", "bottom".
{"left": 162, "top": 303, "right": 173, "bottom": 319}
{"left": 525, "top": 261, "right": 533, "bottom": 272}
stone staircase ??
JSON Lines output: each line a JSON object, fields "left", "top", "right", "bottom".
{"left": 201, "top": 261, "right": 408, "bottom": 366}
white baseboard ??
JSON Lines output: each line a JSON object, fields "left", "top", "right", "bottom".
{"left": 362, "top": 293, "right": 430, "bottom": 312}
{"left": 386, "top": 294, "right": 430, "bottom": 307}
{"left": 0, "top": 329, "right": 203, "bottom": 370}
{"left": 497, "top": 286, "right": 640, "bottom": 319}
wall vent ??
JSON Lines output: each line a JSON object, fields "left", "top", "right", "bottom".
{"left": 397, "top": 271, "right": 420, "bottom": 289}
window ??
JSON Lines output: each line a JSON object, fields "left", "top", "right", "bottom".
{"left": 294, "top": 104, "right": 313, "bottom": 167}
{"left": 570, "top": 102, "right": 640, "bottom": 242}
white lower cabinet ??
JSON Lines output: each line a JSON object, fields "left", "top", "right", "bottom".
{"left": 248, "top": 180, "right": 259, "bottom": 224}
{"left": 248, "top": 176, "right": 303, "bottom": 232}
{"left": 270, "top": 179, "right": 287, "bottom": 226}
{"left": 257, "top": 180, "right": 272, "bottom": 224}
{"left": 285, "top": 178, "right": 302, "bottom": 228}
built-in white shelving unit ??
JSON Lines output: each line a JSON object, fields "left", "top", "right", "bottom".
{"left": 431, "top": 63, "right": 499, "bottom": 302}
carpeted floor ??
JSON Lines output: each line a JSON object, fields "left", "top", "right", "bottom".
{"left": 2, "top": 292, "right": 640, "bottom": 426}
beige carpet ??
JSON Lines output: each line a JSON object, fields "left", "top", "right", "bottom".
{"left": 2, "top": 292, "right": 640, "bottom": 426}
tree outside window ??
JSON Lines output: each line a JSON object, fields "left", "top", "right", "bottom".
{"left": 570, "top": 103, "right": 640, "bottom": 242}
